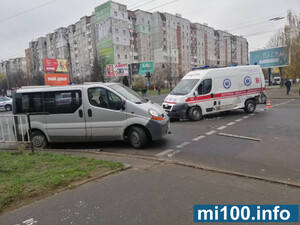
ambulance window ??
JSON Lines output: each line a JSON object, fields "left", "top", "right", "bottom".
{"left": 198, "top": 79, "right": 212, "bottom": 95}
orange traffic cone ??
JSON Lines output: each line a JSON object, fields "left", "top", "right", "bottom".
{"left": 266, "top": 98, "right": 271, "bottom": 108}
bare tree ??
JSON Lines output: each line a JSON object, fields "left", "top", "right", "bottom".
{"left": 90, "top": 57, "right": 108, "bottom": 82}
{"left": 8, "top": 71, "right": 28, "bottom": 87}
{"left": 266, "top": 29, "right": 285, "bottom": 48}
{"left": 267, "top": 10, "right": 300, "bottom": 80}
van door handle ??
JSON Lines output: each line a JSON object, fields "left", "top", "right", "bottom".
{"left": 211, "top": 93, "right": 214, "bottom": 98}
{"left": 88, "top": 109, "right": 92, "bottom": 117}
{"left": 79, "top": 109, "right": 83, "bottom": 118}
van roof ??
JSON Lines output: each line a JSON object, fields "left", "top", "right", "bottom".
{"left": 183, "top": 65, "right": 262, "bottom": 80}
{"left": 16, "top": 82, "right": 121, "bottom": 93}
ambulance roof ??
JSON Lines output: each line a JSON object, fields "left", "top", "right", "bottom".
{"left": 182, "top": 65, "right": 261, "bottom": 80}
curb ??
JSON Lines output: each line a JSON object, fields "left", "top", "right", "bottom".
{"left": 71, "top": 164, "right": 132, "bottom": 187}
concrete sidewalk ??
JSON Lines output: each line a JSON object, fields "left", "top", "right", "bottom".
{"left": 267, "top": 85, "right": 300, "bottom": 99}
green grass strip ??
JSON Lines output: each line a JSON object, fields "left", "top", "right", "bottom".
{"left": 0, "top": 151, "right": 123, "bottom": 213}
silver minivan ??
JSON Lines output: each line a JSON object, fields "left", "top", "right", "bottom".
{"left": 13, "top": 83, "right": 169, "bottom": 148}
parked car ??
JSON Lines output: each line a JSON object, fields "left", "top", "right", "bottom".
{"left": 273, "top": 77, "right": 281, "bottom": 85}
{"left": 265, "top": 80, "right": 269, "bottom": 86}
{"left": 0, "top": 96, "right": 12, "bottom": 111}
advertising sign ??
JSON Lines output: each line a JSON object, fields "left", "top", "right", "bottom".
{"left": 98, "top": 36, "right": 114, "bottom": 64}
{"left": 131, "top": 63, "right": 140, "bottom": 75}
{"left": 95, "top": 2, "right": 111, "bottom": 23}
{"left": 45, "top": 73, "right": 70, "bottom": 86}
{"left": 106, "top": 64, "right": 129, "bottom": 77}
{"left": 44, "top": 59, "right": 68, "bottom": 72}
{"left": 138, "top": 62, "right": 154, "bottom": 74}
{"left": 250, "top": 47, "right": 289, "bottom": 68}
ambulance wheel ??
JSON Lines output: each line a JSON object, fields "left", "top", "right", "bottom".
{"left": 244, "top": 100, "right": 256, "bottom": 114}
{"left": 128, "top": 126, "right": 147, "bottom": 149}
{"left": 188, "top": 107, "right": 202, "bottom": 121}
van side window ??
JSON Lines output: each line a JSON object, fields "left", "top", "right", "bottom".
{"left": 198, "top": 79, "right": 212, "bottom": 95}
{"left": 88, "top": 88, "right": 122, "bottom": 110}
{"left": 48, "top": 91, "right": 82, "bottom": 114}
{"left": 17, "top": 93, "right": 44, "bottom": 113}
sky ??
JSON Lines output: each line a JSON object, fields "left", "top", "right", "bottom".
{"left": 0, "top": 0, "right": 299, "bottom": 61}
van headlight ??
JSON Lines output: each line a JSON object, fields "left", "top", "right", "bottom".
{"left": 149, "top": 109, "right": 163, "bottom": 120}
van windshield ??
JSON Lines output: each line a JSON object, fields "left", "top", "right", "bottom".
{"left": 110, "top": 84, "right": 147, "bottom": 104}
{"left": 170, "top": 79, "right": 199, "bottom": 95}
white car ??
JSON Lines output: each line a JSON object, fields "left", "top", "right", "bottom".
{"left": 0, "top": 96, "right": 13, "bottom": 111}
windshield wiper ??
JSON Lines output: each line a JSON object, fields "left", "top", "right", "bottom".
{"left": 171, "top": 92, "right": 186, "bottom": 95}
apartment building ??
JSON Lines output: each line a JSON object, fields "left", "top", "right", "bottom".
{"left": 28, "top": 37, "right": 47, "bottom": 75}
{"left": 68, "top": 16, "right": 96, "bottom": 80}
{"left": 7, "top": 0, "right": 248, "bottom": 86}
{"left": 127, "top": 11, "right": 139, "bottom": 62}
{"left": 94, "top": 1, "right": 131, "bottom": 67}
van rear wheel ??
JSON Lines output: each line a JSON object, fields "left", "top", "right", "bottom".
{"left": 31, "top": 131, "right": 48, "bottom": 149}
{"left": 128, "top": 127, "right": 147, "bottom": 149}
{"left": 188, "top": 107, "right": 202, "bottom": 121}
{"left": 244, "top": 100, "right": 256, "bottom": 114}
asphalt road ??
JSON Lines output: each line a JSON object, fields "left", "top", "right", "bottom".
{"left": 46, "top": 96, "right": 299, "bottom": 186}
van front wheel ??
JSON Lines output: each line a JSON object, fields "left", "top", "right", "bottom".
{"left": 128, "top": 127, "right": 147, "bottom": 149}
{"left": 244, "top": 100, "right": 256, "bottom": 114}
{"left": 31, "top": 131, "right": 48, "bottom": 149}
{"left": 188, "top": 107, "right": 202, "bottom": 121}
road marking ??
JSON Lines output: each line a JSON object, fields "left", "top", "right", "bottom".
{"left": 242, "top": 116, "right": 249, "bottom": 119}
{"left": 218, "top": 132, "right": 262, "bottom": 141}
{"left": 192, "top": 135, "right": 205, "bottom": 141}
{"left": 156, "top": 149, "right": 174, "bottom": 157}
{"left": 235, "top": 119, "right": 242, "bottom": 122}
{"left": 272, "top": 99, "right": 295, "bottom": 108}
{"left": 217, "top": 126, "right": 227, "bottom": 130}
{"left": 226, "top": 122, "right": 236, "bottom": 126}
{"left": 249, "top": 113, "right": 255, "bottom": 116}
{"left": 176, "top": 142, "right": 190, "bottom": 149}
{"left": 206, "top": 130, "right": 216, "bottom": 135}
{"left": 167, "top": 150, "right": 180, "bottom": 157}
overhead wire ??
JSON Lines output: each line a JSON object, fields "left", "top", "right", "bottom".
{"left": 0, "top": 0, "right": 58, "bottom": 23}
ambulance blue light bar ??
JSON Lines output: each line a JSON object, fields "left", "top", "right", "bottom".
{"left": 191, "top": 65, "right": 210, "bottom": 71}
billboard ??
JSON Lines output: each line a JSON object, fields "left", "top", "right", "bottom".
{"left": 138, "top": 62, "right": 153, "bottom": 74}
{"left": 95, "top": 2, "right": 111, "bottom": 23}
{"left": 44, "top": 58, "right": 68, "bottom": 72}
{"left": 107, "top": 64, "right": 129, "bottom": 77}
{"left": 45, "top": 73, "right": 70, "bottom": 86}
{"left": 250, "top": 47, "right": 289, "bottom": 68}
{"left": 98, "top": 36, "right": 114, "bottom": 64}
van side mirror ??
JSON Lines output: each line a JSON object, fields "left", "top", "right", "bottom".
{"left": 114, "top": 100, "right": 125, "bottom": 110}
{"left": 194, "top": 91, "right": 198, "bottom": 96}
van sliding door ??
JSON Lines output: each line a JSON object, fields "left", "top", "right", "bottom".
{"left": 45, "top": 89, "right": 87, "bottom": 142}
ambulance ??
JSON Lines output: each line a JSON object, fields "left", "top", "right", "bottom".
{"left": 162, "top": 65, "right": 267, "bottom": 121}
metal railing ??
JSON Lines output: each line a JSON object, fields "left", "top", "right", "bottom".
{"left": 0, "top": 114, "right": 34, "bottom": 151}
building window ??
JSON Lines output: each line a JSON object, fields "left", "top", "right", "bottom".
{"left": 115, "top": 28, "right": 119, "bottom": 34}
{"left": 116, "top": 37, "right": 119, "bottom": 42}
{"left": 114, "top": 11, "right": 117, "bottom": 16}
{"left": 117, "top": 54, "right": 120, "bottom": 59}
{"left": 125, "top": 55, "right": 127, "bottom": 59}
{"left": 123, "top": 30, "right": 126, "bottom": 35}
